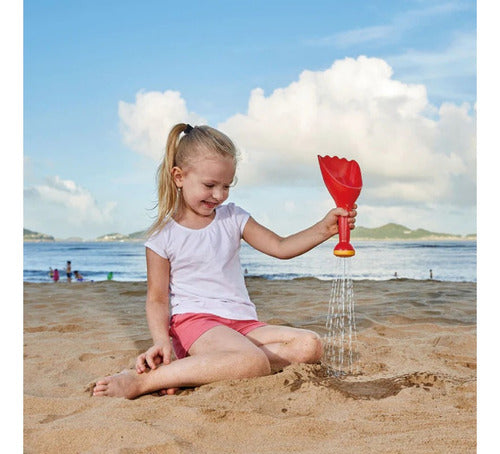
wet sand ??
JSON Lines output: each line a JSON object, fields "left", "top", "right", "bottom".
{"left": 24, "top": 278, "right": 476, "bottom": 453}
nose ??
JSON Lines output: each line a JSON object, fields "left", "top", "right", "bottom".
{"left": 213, "top": 187, "right": 225, "bottom": 201}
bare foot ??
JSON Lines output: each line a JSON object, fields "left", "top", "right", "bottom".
{"left": 93, "top": 369, "right": 144, "bottom": 399}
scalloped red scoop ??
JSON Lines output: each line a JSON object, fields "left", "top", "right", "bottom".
{"left": 318, "top": 155, "right": 362, "bottom": 257}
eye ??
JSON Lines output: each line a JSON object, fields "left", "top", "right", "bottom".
{"left": 204, "top": 183, "right": 215, "bottom": 188}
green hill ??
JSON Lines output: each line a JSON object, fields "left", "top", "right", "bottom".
{"left": 127, "top": 230, "right": 148, "bottom": 240}
{"left": 23, "top": 228, "right": 55, "bottom": 241}
{"left": 350, "top": 223, "right": 463, "bottom": 240}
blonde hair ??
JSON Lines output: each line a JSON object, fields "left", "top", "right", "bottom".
{"left": 148, "top": 123, "right": 238, "bottom": 236}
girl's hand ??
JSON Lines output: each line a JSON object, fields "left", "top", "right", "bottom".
{"left": 323, "top": 204, "right": 357, "bottom": 236}
{"left": 135, "top": 341, "right": 173, "bottom": 374}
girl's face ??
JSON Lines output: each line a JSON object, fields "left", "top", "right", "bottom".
{"left": 173, "top": 151, "right": 236, "bottom": 219}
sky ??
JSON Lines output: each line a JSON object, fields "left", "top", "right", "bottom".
{"left": 22, "top": 0, "right": 477, "bottom": 239}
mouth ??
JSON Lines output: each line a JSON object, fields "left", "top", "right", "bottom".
{"left": 202, "top": 201, "right": 218, "bottom": 209}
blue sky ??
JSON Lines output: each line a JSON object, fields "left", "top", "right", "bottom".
{"left": 23, "top": 0, "right": 477, "bottom": 239}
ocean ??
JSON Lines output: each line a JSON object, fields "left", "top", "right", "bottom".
{"left": 23, "top": 239, "right": 476, "bottom": 283}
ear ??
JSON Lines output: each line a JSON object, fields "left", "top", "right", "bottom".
{"left": 171, "top": 166, "right": 184, "bottom": 188}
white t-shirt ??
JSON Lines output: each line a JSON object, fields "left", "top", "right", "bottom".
{"left": 144, "top": 203, "right": 257, "bottom": 320}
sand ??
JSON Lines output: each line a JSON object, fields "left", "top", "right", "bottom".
{"left": 24, "top": 278, "right": 476, "bottom": 453}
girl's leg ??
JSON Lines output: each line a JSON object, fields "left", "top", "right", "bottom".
{"left": 245, "top": 325, "right": 323, "bottom": 372}
{"left": 93, "top": 326, "right": 270, "bottom": 399}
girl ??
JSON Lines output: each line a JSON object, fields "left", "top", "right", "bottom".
{"left": 93, "top": 123, "right": 356, "bottom": 399}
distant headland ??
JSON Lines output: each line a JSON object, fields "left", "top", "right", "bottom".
{"left": 24, "top": 224, "right": 476, "bottom": 242}
{"left": 23, "top": 228, "right": 56, "bottom": 242}
{"left": 350, "top": 223, "right": 476, "bottom": 241}
{"left": 23, "top": 228, "right": 147, "bottom": 242}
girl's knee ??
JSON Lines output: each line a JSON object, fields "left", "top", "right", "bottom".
{"left": 295, "top": 331, "right": 323, "bottom": 364}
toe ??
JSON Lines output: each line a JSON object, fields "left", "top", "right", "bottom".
{"left": 93, "top": 383, "right": 108, "bottom": 393}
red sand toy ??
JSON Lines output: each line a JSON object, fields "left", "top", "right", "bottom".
{"left": 318, "top": 155, "right": 362, "bottom": 257}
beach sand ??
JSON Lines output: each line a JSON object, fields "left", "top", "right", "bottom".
{"left": 24, "top": 278, "right": 476, "bottom": 453}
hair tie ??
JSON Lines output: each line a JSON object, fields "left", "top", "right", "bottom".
{"left": 184, "top": 124, "right": 193, "bottom": 134}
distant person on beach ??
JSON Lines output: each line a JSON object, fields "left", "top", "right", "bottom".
{"left": 93, "top": 123, "right": 357, "bottom": 399}
{"left": 66, "top": 261, "right": 72, "bottom": 282}
{"left": 49, "top": 267, "right": 54, "bottom": 279}
{"left": 74, "top": 270, "right": 84, "bottom": 282}
{"left": 53, "top": 268, "right": 59, "bottom": 282}
{"left": 429, "top": 269, "right": 433, "bottom": 279}
{"left": 107, "top": 272, "right": 114, "bottom": 280}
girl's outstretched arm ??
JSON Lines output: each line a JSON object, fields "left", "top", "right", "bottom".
{"left": 242, "top": 206, "right": 357, "bottom": 260}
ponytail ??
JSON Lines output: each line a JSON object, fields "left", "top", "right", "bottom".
{"left": 147, "top": 123, "right": 188, "bottom": 236}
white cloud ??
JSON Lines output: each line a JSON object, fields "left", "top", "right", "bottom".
{"left": 118, "top": 56, "right": 476, "bottom": 234}
{"left": 24, "top": 176, "right": 116, "bottom": 238}
{"left": 118, "top": 90, "right": 206, "bottom": 160}
{"left": 219, "top": 56, "right": 475, "bottom": 207}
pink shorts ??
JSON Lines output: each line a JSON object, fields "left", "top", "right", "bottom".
{"left": 169, "top": 312, "right": 267, "bottom": 359}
